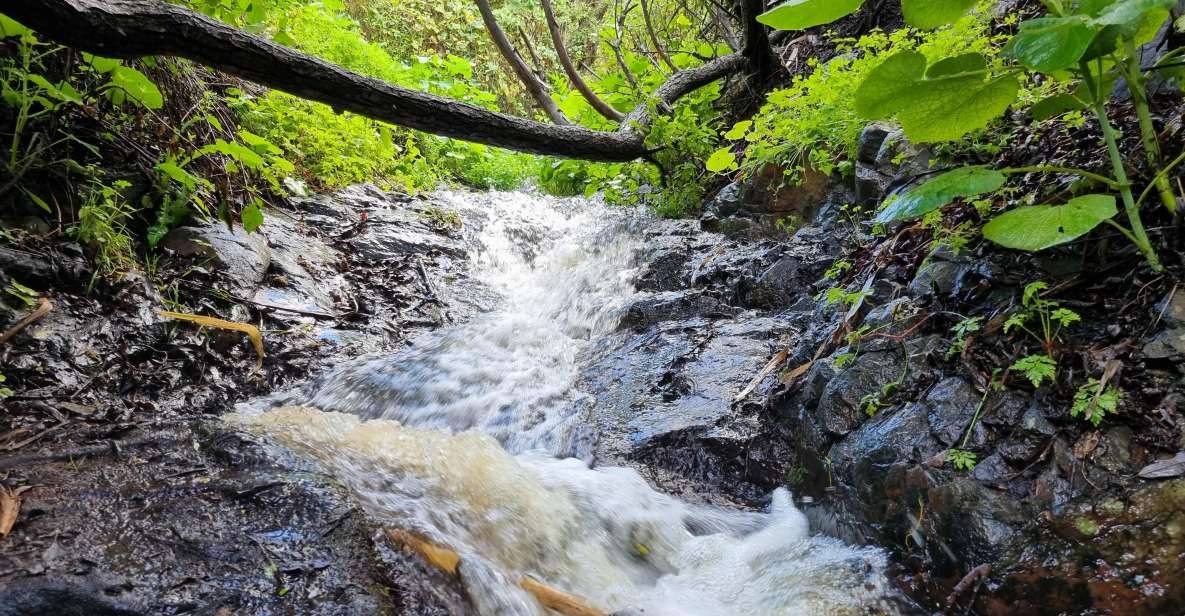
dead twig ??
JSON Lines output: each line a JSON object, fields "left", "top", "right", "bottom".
{"left": 946, "top": 563, "right": 991, "bottom": 607}
{"left": 0, "top": 298, "right": 52, "bottom": 346}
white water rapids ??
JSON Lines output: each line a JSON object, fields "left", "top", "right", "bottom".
{"left": 229, "top": 191, "right": 895, "bottom": 615}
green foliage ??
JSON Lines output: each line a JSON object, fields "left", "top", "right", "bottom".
{"left": 983, "top": 194, "right": 1117, "bottom": 251}
{"left": 856, "top": 50, "right": 1018, "bottom": 142}
{"left": 875, "top": 166, "right": 1005, "bottom": 223}
{"left": 757, "top": 0, "right": 864, "bottom": 31}
{"left": 72, "top": 180, "right": 138, "bottom": 277}
{"left": 1011, "top": 354, "right": 1056, "bottom": 388}
{"left": 736, "top": 9, "right": 999, "bottom": 181}
{"left": 947, "top": 448, "right": 977, "bottom": 471}
{"left": 1004, "top": 281, "right": 1080, "bottom": 356}
{"left": 1072, "top": 378, "right": 1122, "bottom": 426}
{"left": 946, "top": 315, "right": 983, "bottom": 359}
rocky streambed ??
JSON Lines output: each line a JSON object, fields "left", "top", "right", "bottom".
{"left": 1, "top": 167, "right": 1183, "bottom": 615}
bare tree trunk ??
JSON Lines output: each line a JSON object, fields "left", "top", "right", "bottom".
{"left": 640, "top": 0, "right": 678, "bottom": 73}
{"left": 737, "top": 0, "right": 776, "bottom": 82}
{"left": 541, "top": 0, "right": 624, "bottom": 122}
{"left": 3, "top": 0, "right": 749, "bottom": 162}
{"left": 474, "top": 0, "right": 569, "bottom": 125}
{"left": 711, "top": 3, "right": 742, "bottom": 52}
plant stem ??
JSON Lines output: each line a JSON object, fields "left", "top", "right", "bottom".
{"left": 1000, "top": 165, "right": 1121, "bottom": 189}
{"left": 1082, "top": 60, "right": 1163, "bottom": 272}
{"left": 1095, "top": 101, "right": 1163, "bottom": 271}
{"left": 1124, "top": 38, "right": 1178, "bottom": 214}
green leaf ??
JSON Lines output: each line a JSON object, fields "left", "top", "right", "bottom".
{"left": 1030, "top": 93, "right": 1086, "bottom": 120}
{"left": 110, "top": 66, "right": 163, "bottom": 109}
{"left": 724, "top": 121, "right": 752, "bottom": 140}
{"left": 82, "top": 53, "right": 122, "bottom": 74}
{"left": 156, "top": 161, "right": 199, "bottom": 192}
{"left": 901, "top": 0, "right": 978, "bottom": 29}
{"left": 0, "top": 14, "right": 31, "bottom": 38}
{"left": 705, "top": 147, "right": 738, "bottom": 173}
{"left": 874, "top": 166, "right": 1005, "bottom": 223}
{"left": 757, "top": 0, "right": 864, "bottom": 31}
{"left": 1012, "top": 354, "right": 1056, "bottom": 388}
{"left": 1008, "top": 16, "right": 1096, "bottom": 72}
{"left": 241, "top": 201, "right": 264, "bottom": 233}
{"left": 854, "top": 51, "right": 927, "bottom": 118}
{"left": 925, "top": 52, "right": 987, "bottom": 78}
{"left": 983, "top": 194, "right": 1117, "bottom": 251}
{"left": 897, "top": 75, "right": 1019, "bottom": 142}
{"left": 1091, "top": 0, "right": 1173, "bottom": 26}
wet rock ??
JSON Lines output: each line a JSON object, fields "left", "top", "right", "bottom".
{"left": 925, "top": 377, "right": 983, "bottom": 447}
{"left": 907, "top": 246, "right": 972, "bottom": 300}
{"left": 705, "top": 182, "right": 744, "bottom": 218}
{"left": 620, "top": 291, "right": 734, "bottom": 330}
{"left": 163, "top": 222, "right": 271, "bottom": 291}
{"left": 744, "top": 255, "right": 808, "bottom": 309}
{"left": 1092, "top": 427, "right": 1134, "bottom": 475}
{"left": 813, "top": 345, "right": 910, "bottom": 437}
{"left": 998, "top": 405, "right": 1057, "bottom": 463}
{"left": 982, "top": 478, "right": 1185, "bottom": 615}
{"left": 1143, "top": 290, "right": 1185, "bottom": 358}
{"left": 829, "top": 402, "right": 940, "bottom": 471}
{"left": 857, "top": 123, "right": 894, "bottom": 165}
{"left": 970, "top": 452, "right": 1014, "bottom": 483}
{"left": 925, "top": 479, "right": 1025, "bottom": 566}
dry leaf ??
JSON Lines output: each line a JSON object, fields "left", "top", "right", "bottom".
{"left": 1073, "top": 431, "right": 1101, "bottom": 460}
{"left": 734, "top": 348, "right": 789, "bottom": 403}
{"left": 159, "top": 310, "right": 265, "bottom": 367}
{"left": 0, "top": 486, "right": 24, "bottom": 537}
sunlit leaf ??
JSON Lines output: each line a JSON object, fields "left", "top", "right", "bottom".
{"left": 983, "top": 194, "right": 1117, "bottom": 251}
{"left": 757, "top": 0, "right": 864, "bottom": 31}
{"left": 875, "top": 166, "right": 1005, "bottom": 223}
{"left": 901, "top": 0, "right": 978, "bottom": 29}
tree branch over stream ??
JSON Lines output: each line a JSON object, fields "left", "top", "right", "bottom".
{"left": 6, "top": 0, "right": 753, "bottom": 162}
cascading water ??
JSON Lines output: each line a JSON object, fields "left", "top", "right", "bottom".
{"left": 229, "top": 190, "right": 896, "bottom": 615}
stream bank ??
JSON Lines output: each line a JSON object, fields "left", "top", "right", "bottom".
{"left": 0, "top": 162, "right": 1183, "bottom": 614}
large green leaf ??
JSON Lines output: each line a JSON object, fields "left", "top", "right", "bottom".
{"left": 757, "top": 0, "right": 864, "bottom": 31}
{"left": 874, "top": 166, "right": 1005, "bottom": 223}
{"left": 901, "top": 0, "right": 978, "bottom": 29}
{"left": 110, "top": 66, "right": 164, "bottom": 109}
{"left": 925, "top": 52, "right": 987, "bottom": 78}
{"left": 983, "top": 194, "right": 1118, "bottom": 251}
{"left": 0, "top": 14, "right": 30, "bottom": 38}
{"left": 705, "top": 147, "right": 738, "bottom": 173}
{"left": 1091, "top": 0, "right": 1173, "bottom": 26}
{"left": 856, "top": 51, "right": 1016, "bottom": 142}
{"left": 897, "top": 74, "right": 1019, "bottom": 142}
{"left": 1008, "top": 17, "right": 1096, "bottom": 72}
{"left": 854, "top": 51, "right": 927, "bottom": 118}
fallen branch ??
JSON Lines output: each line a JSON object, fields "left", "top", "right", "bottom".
{"left": 0, "top": 298, "right": 52, "bottom": 346}
{"left": 733, "top": 347, "right": 788, "bottom": 403}
{"left": 946, "top": 563, "right": 991, "bottom": 607}
{"left": 5, "top": 0, "right": 748, "bottom": 162}
{"left": 159, "top": 310, "right": 265, "bottom": 368}
{"left": 384, "top": 528, "right": 609, "bottom": 616}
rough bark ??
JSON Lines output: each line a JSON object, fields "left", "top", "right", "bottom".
{"left": 737, "top": 0, "right": 776, "bottom": 82}
{"left": 5, "top": 0, "right": 750, "bottom": 162}
{"left": 475, "top": 0, "right": 570, "bottom": 125}
{"left": 541, "top": 0, "right": 625, "bottom": 122}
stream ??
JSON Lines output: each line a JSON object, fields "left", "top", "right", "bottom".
{"left": 228, "top": 191, "right": 895, "bottom": 615}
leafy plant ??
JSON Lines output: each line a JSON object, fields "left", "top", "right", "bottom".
{"left": 1004, "top": 281, "right": 1080, "bottom": 355}
{"left": 761, "top": 0, "right": 1180, "bottom": 271}
{"left": 947, "top": 449, "right": 977, "bottom": 471}
{"left": 1072, "top": 377, "right": 1122, "bottom": 426}
{"left": 946, "top": 315, "right": 983, "bottom": 359}
{"left": 71, "top": 180, "right": 138, "bottom": 278}
{"left": 1011, "top": 353, "right": 1057, "bottom": 388}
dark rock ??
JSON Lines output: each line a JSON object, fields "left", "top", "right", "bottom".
{"left": 925, "top": 377, "right": 983, "bottom": 447}
{"left": 999, "top": 405, "right": 1057, "bottom": 463}
{"left": 971, "top": 452, "right": 1014, "bottom": 483}
{"left": 619, "top": 291, "right": 734, "bottom": 330}
{"left": 745, "top": 255, "right": 807, "bottom": 309}
{"left": 857, "top": 123, "right": 894, "bottom": 165}
{"left": 924, "top": 479, "right": 1025, "bottom": 566}
{"left": 829, "top": 402, "right": 940, "bottom": 470}
{"left": 705, "top": 182, "right": 744, "bottom": 218}
{"left": 814, "top": 345, "right": 910, "bottom": 437}
{"left": 1092, "top": 427, "right": 1134, "bottom": 475}
{"left": 163, "top": 222, "right": 271, "bottom": 291}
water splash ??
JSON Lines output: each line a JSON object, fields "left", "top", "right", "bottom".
{"left": 232, "top": 190, "right": 897, "bottom": 615}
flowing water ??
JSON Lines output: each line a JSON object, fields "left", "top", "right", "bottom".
{"left": 229, "top": 191, "right": 895, "bottom": 615}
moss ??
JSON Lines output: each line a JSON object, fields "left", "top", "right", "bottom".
{"left": 1074, "top": 516, "right": 1100, "bottom": 537}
